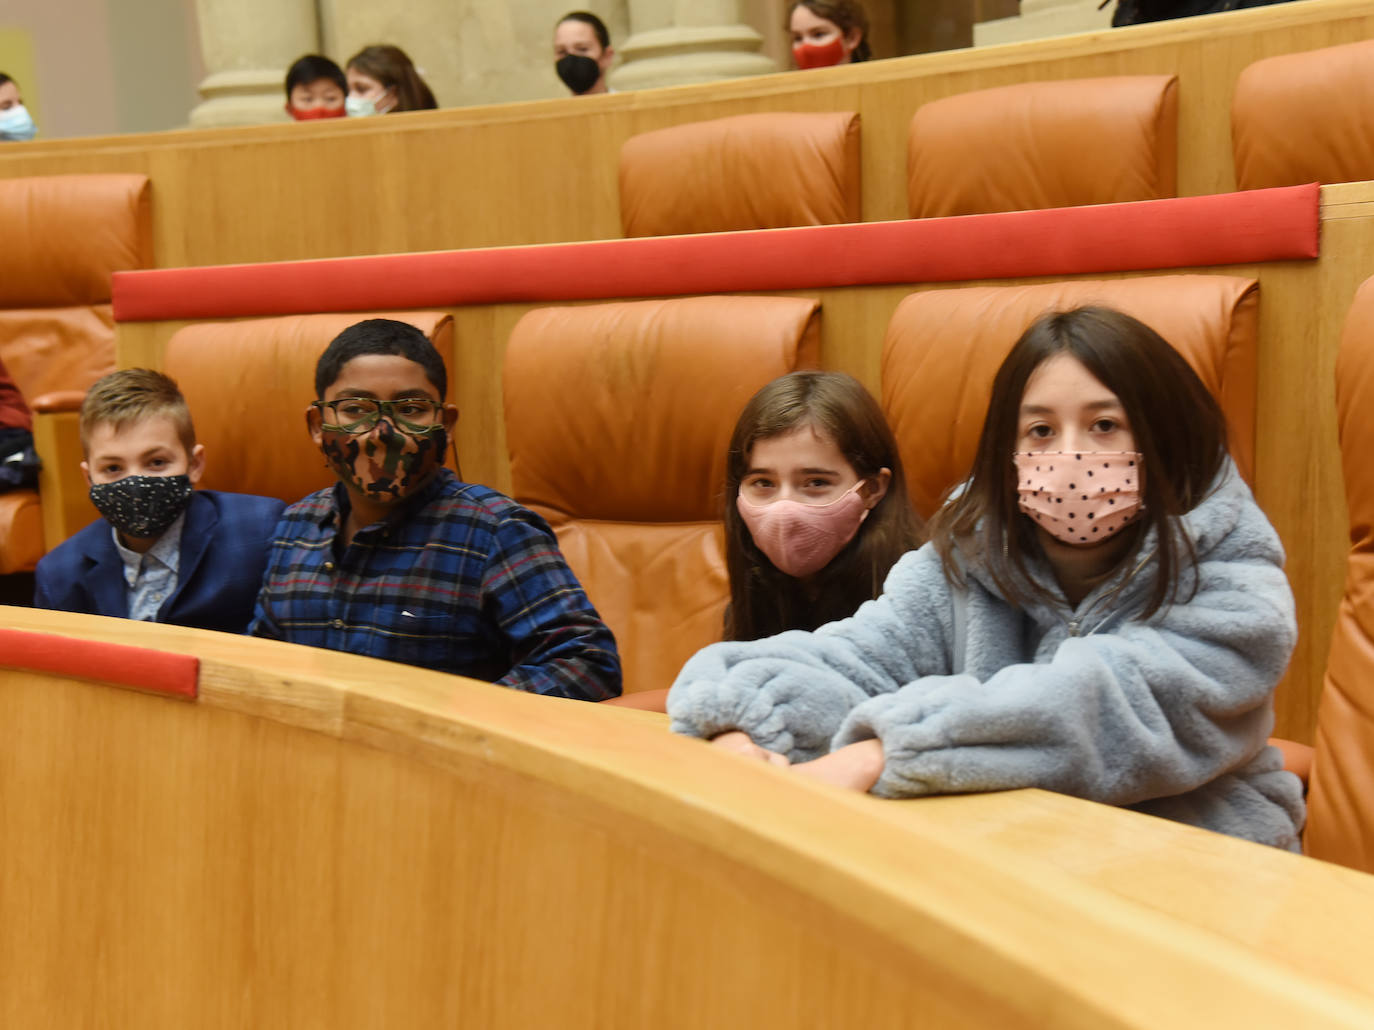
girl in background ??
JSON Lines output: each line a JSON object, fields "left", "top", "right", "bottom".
{"left": 788, "top": 0, "right": 872, "bottom": 69}
{"left": 671, "top": 307, "right": 1304, "bottom": 850}
{"left": 724, "top": 371, "right": 923, "bottom": 641}
{"left": 345, "top": 45, "right": 438, "bottom": 116}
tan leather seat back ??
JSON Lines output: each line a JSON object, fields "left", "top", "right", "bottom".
{"left": 619, "top": 112, "right": 861, "bottom": 237}
{"left": 1308, "top": 275, "right": 1374, "bottom": 872}
{"left": 880, "top": 276, "right": 1258, "bottom": 519}
{"left": 504, "top": 295, "right": 821, "bottom": 693}
{"left": 1233, "top": 40, "right": 1374, "bottom": 191}
{"left": 165, "top": 313, "right": 453, "bottom": 505}
{"left": 907, "top": 76, "right": 1178, "bottom": 219}
{"left": 0, "top": 174, "right": 151, "bottom": 403}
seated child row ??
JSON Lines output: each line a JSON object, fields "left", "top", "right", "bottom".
{"left": 33, "top": 310, "right": 1303, "bottom": 851}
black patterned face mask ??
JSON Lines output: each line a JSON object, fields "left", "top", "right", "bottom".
{"left": 89, "top": 474, "right": 194, "bottom": 540}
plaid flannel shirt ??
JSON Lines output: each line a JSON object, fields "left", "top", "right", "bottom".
{"left": 248, "top": 470, "right": 621, "bottom": 700}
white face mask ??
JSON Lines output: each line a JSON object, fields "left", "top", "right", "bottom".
{"left": 0, "top": 104, "right": 36, "bottom": 141}
{"left": 346, "top": 94, "right": 378, "bottom": 118}
{"left": 345, "top": 91, "right": 394, "bottom": 118}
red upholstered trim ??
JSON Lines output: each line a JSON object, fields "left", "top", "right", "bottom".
{"left": 0, "top": 628, "right": 199, "bottom": 699}
{"left": 112, "top": 185, "right": 1320, "bottom": 322}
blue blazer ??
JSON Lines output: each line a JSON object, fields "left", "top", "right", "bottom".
{"left": 34, "top": 490, "right": 286, "bottom": 635}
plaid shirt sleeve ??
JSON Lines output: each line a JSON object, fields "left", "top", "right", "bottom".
{"left": 483, "top": 507, "right": 622, "bottom": 701}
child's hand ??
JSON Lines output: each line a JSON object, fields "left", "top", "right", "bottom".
{"left": 710, "top": 730, "right": 791, "bottom": 768}
{"left": 792, "top": 739, "right": 884, "bottom": 792}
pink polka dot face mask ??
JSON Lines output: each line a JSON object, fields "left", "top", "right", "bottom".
{"left": 1014, "top": 450, "right": 1144, "bottom": 546}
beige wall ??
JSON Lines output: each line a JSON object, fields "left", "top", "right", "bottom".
{"left": 0, "top": 0, "right": 201, "bottom": 138}
{"left": 322, "top": 0, "right": 633, "bottom": 106}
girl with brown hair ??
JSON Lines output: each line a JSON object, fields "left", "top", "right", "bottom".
{"left": 723, "top": 371, "right": 924, "bottom": 641}
{"left": 344, "top": 45, "right": 438, "bottom": 116}
{"left": 788, "top": 0, "right": 872, "bottom": 68}
{"left": 670, "top": 307, "right": 1304, "bottom": 850}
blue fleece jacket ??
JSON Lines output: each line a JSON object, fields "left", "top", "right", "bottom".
{"left": 668, "top": 462, "right": 1305, "bottom": 850}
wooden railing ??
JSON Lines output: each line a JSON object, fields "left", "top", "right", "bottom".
{"left": 2, "top": 606, "right": 1373, "bottom": 1027}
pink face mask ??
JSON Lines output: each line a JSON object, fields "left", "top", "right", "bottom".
{"left": 736, "top": 482, "right": 869, "bottom": 578}
{"left": 1015, "top": 450, "right": 1144, "bottom": 547}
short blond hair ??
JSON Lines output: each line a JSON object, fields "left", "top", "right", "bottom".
{"left": 80, "top": 368, "right": 196, "bottom": 456}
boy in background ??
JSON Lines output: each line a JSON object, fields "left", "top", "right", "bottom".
{"left": 249, "top": 318, "right": 621, "bottom": 700}
{"left": 284, "top": 54, "right": 347, "bottom": 121}
{"left": 35, "top": 369, "right": 284, "bottom": 634}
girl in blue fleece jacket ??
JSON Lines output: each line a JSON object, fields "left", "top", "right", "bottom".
{"left": 668, "top": 306, "right": 1305, "bottom": 849}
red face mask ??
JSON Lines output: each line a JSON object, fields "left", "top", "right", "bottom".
{"left": 792, "top": 37, "right": 848, "bottom": 70}
{"left": 288, "top": 106, "right": 346, "bottom": 121}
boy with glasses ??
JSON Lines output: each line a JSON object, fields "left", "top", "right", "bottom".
{"left": 248, "top": 318, "right": 621, "bottom": 701}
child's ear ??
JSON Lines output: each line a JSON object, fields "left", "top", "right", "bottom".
{"left": 862, "top": 467, "right": 891, "bottom": 509}
{"left": 79, "top": 460, "right": 92, "bottom": 488}
{"left": 187, "top": 443, "right": 206, "bottom": 486}
{"left": 305, "top": 403, "right": 324, "bottom": 446}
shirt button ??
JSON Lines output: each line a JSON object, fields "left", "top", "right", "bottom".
{"left": 332, "top": 618, "right": 345, "bottom": 630}
{"left": 323, "top": 561, "right": 335, "bottom": 572}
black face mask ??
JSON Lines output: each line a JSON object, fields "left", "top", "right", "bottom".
{"left": 89, "top": 474, "right": 194, "bottom": 540}
{"left": 556, "top": 54, "right": 602, "bottom": 95}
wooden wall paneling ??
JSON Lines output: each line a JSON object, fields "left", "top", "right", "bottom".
{"left": 5, "top": 605, "right": 1374, "bottom": 1025}
{"left": 1, "top": 2, "right": 1373, "bottom": 268}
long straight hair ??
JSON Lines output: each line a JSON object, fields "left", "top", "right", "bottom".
{"left": 346, "top": 45, "right": 438, "bottom": 112}
{"left": 724, "top": 371, "right": 924, "bottom": 640}
{"left": 928, "top": 306, "right": 1228, "bottom": 619}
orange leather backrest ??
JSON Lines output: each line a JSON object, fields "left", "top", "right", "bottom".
{"left": 1308, "top": 275, "right": 1374, "bottom": 873}
{"left": 907, "top": 76, "right": 1178, "bottom": 219}
{"left": 505, "top": 295, "right": 821, "bottom": 692}
{"left": 0, "top": 174, "right": 152, "bottom": 308}
{"left": 880, "top": 276, "right": 1258, "bottom": 519}
{"left": 0, "top": 307, "right": 116, "bottom": 407}
{"left": 0, "top": 174, "right": 152, "bottom": 403}
{"left": 165, "top": 313, "right": 453, "bottom": 505}
{"left": 619, "top": 112, "right": 861, "bottom": 237}
{"left": 1232, "top": 40, "right": 1374, "bottom": 191}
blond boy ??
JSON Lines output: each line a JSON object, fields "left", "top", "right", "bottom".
{"left": 34, "top": 369, "right": 284, "bottom": 633}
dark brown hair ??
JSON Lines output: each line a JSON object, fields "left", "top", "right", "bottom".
{"left": 789, "top": 0, "right": 872, "bottom": 62}
{"left": 346, "top": 45, "right": 437, "bottom": 112}
{"left": 724, "top": 371, "right": 924, "bottom": 640}
{"left": 928, "top": 306, "right": 1228, "bottom": 619}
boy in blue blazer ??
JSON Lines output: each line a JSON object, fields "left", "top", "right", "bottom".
{"left": 34, "top": 369, "right": 284, "bottom": 635}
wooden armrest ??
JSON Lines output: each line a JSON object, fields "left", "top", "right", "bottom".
{"left": 33, "top": 407, "right": 98, "bottom": 550}
{"left": 29, "top": 390, "right": 87, "bottom": 414}
{"left": 600, "top": 687, "right": 669, "bottom": 713}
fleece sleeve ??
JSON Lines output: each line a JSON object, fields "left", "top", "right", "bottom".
{"left": 834, "top": 519, "right": 1297, "bottom": 803}
{"left": 667, "top": 546, "right": 955, "bottom": 760}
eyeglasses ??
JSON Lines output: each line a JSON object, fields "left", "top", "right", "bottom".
{"left": 314, "top": 397, "right": 444, "bottom": 435}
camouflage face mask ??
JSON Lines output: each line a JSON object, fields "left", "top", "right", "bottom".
{"left": 320, "top": 416, "right": 445, "bottom": 503}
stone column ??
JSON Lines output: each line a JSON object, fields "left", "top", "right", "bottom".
{"left": 190, "top": 0, "right": 320, "bottom": 128}
{"left": 613, "top": 0, "right": 777, "bottom": 91}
